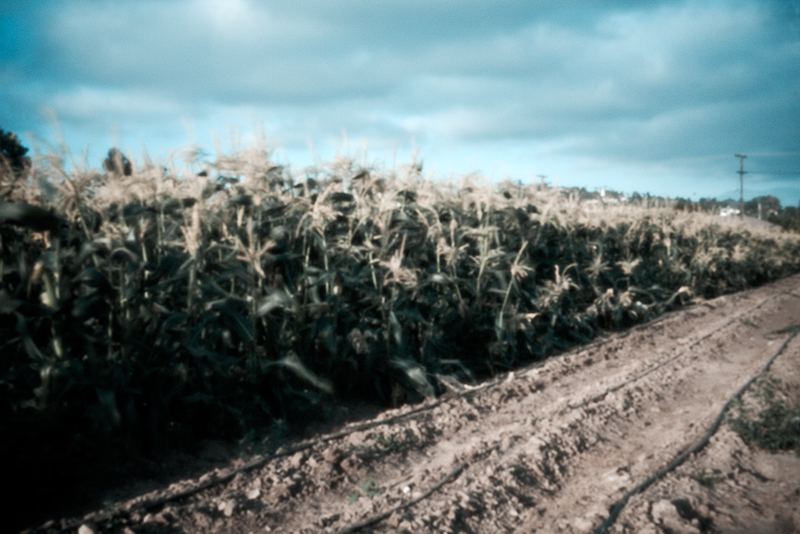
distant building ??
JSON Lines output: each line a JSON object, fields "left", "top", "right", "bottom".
{"left": 719, "top": 207, "right": 740, "bottom": 217}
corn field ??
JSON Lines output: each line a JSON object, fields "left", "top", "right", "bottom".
{"left": 2, "top": 141, "right": 800, "bottom": 458}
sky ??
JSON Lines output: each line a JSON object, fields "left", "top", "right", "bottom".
{"left": 2, "top": 0, "right": 799, "bottom": 206}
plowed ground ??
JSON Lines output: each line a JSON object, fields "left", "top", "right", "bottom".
{"left": 26, "top": 274, "right": 800, "bottom": 534}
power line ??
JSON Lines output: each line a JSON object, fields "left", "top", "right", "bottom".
{"left": 747, "top": 170, "right": 800, "bottom": 175}
{"left": 743, "top": 151, "right": 800, "bottom": 157}
{"left": 665, "top": 154, "right": 734, "bottom": 163}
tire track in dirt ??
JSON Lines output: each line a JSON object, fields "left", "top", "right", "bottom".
{"left": 33, "top": 274, "right": 800, "bottom": 534}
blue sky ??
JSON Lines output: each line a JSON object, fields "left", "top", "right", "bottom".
{"left": 2, "top": 0, "right": 799, "bottom": 206}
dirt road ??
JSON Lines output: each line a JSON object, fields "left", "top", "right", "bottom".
{"left": 32, "top": 274, "right": 800, "bottom": 534}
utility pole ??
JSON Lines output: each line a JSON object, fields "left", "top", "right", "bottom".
{"left": 735, "top": 154, "right": 746, "bottom": 220}
{"left": 536, "top": 175, "right": 547, "bottom": 189}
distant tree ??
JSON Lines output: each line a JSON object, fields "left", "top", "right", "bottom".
{"left": 697, "top": 198, "right": 720, "bottom": 213}
{"left": 743, "top": 196, "right": 780, "bottom": 218}
{"left": 0, "top": 129, "right": 31, "bottom": 174}
{"left": 103, "top": 148, "right": 132, "bottom": 176}
{"left": 754, "top": 195, "right": 781, "bottom": 212}
{"left": 0, "top": 128, "right": 33, "bottom": 201}
{"left": 766, "top": 204, "right": 800, "bottom": 233}
{"left": 674, "top": 197, "right": 698, "bottom": 212}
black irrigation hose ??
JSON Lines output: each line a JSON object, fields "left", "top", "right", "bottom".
{"left": 591, "top": 329, "right": 800, "bottom": 534}
{"left": 568, "top": 291, "right": 780, "bottom": 411}
{"left": 335, "top": 462, "right": 468, "bottom": 534}
{"left": 332, "top": 296, "right": 792, "bottom": 534}
{"left": 49, "top": 366, "right": 519, "bottom": 533}
{"left": 50, "top": 399, "right": 448, "bottom": 534}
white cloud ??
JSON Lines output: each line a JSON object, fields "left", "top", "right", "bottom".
{"left": 50, "top": 86, "right": 187, "bottom": 123}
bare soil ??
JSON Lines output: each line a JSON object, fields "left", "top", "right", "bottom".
{"left": 23, "top": 274, "right": 800, "bottom": 534}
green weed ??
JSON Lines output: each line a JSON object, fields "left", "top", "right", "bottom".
{"left": 690, "top": 469, "right": 724, "bottom": 488}
{"left": 349, "top": 478, "right": 383, "bottom": 502}
{"left": 726, "top": 374, "right": 800, "bottom": 455}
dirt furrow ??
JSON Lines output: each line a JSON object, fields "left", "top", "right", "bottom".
{"left": 34, "top": 274, "right": 800, "bottom": 534}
